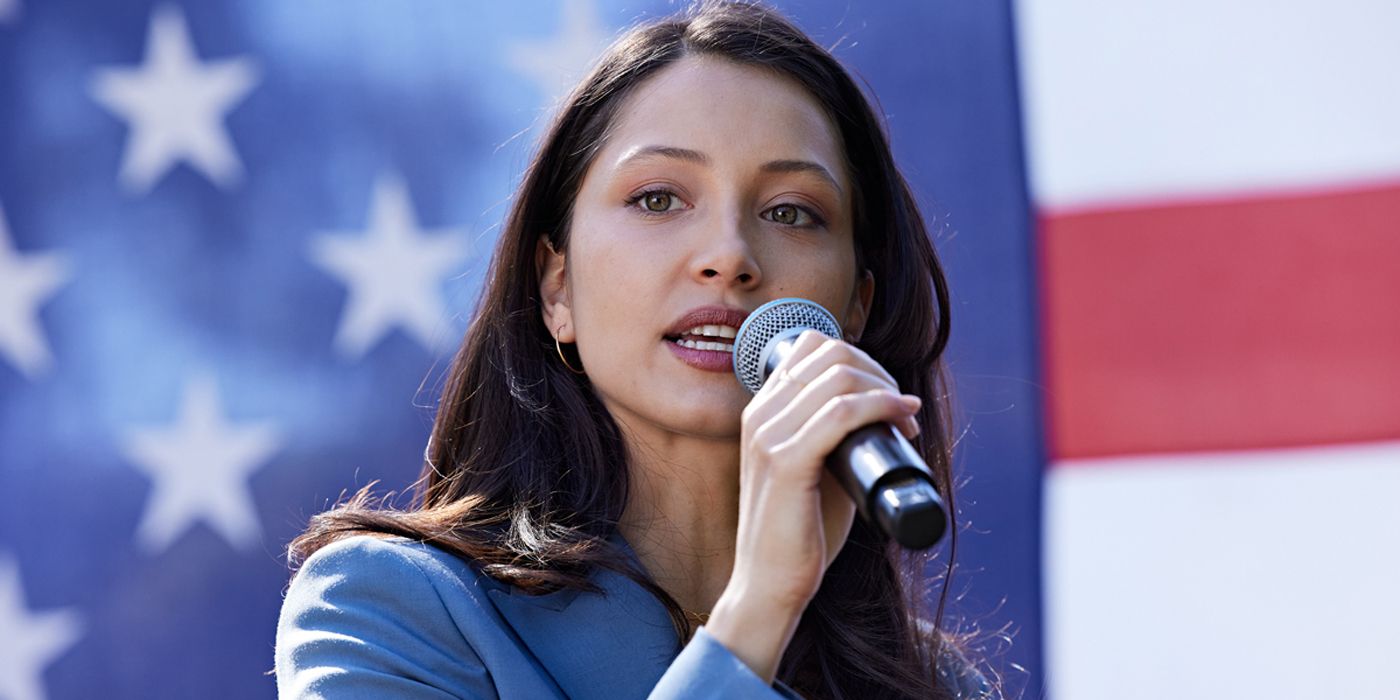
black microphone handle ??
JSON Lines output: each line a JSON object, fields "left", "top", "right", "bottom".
{"left": 764, "top": 336, "right": 948, "bottom": 550}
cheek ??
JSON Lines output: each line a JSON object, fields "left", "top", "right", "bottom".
{"left": 565, "top": 227, "right": 675, "bottom": 341}
{"left": 764, "top": 244, "right": 857, "bottom": 301}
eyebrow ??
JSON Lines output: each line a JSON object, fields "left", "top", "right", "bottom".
{"left": 616, "top": 145, "right": 844, "bottom": 196}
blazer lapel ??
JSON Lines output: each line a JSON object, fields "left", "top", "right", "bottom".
{"left": 483, "top": 534, "right": 681, "bottom": 700}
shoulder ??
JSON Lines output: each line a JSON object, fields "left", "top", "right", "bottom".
{"left": 290, "top": 534, "right": 486, "bottom": 593}
{"left": 276, "top": 535, "right": 499, "bottom": 697}
{"left": 279, "top": 534, "right": 498, "bottom": 639}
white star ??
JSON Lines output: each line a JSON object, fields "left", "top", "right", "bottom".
{"left": 0, "top": 204, "right": 70, "bottom": 380}
{"left": 121, "top": 374, "right": 281, "bottom": 554}
{"left": 89, "top": 4, "right": 259, "bottom": 194}
{"left": 0, "top": 556, "right": 82, "bottom": 700}
{"left": 308, "top": 173, "right": 472, "bottom": 360}
{"left": 507, "top": 0, "right": 612, "bottom": 99}
{"left": 0, "top": 0, "right": 22, "bottom": 25}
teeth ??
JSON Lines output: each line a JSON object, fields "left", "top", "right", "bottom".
{"left": 682, "top": 324, "right": 738, "bottom": 339}
{"left": 676, "top": 338, "right": 735, "bottom": 352}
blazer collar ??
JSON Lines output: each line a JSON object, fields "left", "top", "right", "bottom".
{"left": 482, "top": 532, "right": 681, "bottom": 700}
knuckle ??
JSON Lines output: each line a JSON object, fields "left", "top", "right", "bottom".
{"left": 825, "top": 394, "right": 857, "bottom": 422}
{"left": 818, "top": 364, "right": 857, "bottom": 392}
{"left": 806, "top": 333, "right": 834, "bottom": 354}
{"left": 828, "top": 341, "right": 857, "bottom": 363}
{"left": 856, "top": 392, "right": 901, "bottom": 417}
{"left": 879, "top": 388, "right": 906, "bottom": 409}
{"left": 835, "top": 364, "right": 868, "bottom": 391}
{"left": 781, "top": 334, "right": 819, "bottom": 369}
{"left": 749, "top": 424, "right": 783, "bottom": 454}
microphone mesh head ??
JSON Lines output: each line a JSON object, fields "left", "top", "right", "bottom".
{"left": 733, "top": 298, "right": 841, "bottom": 393}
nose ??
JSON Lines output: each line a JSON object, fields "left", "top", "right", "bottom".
{"left": 692, "top": 206, "right": 761, "bottom": 289}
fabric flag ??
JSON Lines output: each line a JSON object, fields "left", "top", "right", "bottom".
{"left": 1017, "top": 0, "right": 1400, "bottom": 698}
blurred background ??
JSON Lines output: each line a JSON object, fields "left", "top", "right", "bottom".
{"left": 0, "top": 1, "right": 1395, "bottom": 699}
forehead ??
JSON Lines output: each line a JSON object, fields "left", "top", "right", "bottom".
{"left": 598, "top": 55, "right": 847, "bottom": 180}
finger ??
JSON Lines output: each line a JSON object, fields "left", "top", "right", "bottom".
{"left": 784, "top": 335, "right": 898, "bottom": 391}
{"left": 757, "top": 363, "right": 905, "bottom": 442}
{"left": 743, "top": 362, "right": 813, "bottom": 428}
{"left": 744, "top": 330, "right": 837, "bottom": 424}
{"left": 899, "top": 412, "right": 920, "bottom": 440}
{"left": 767, "top": 390, "right": 923, "bottom": 484}
{"left": 767, "top": 329, "right": 833, "bottom": 378}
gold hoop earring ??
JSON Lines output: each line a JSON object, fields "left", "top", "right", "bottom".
{"left": 555, "top": 328, "right": 586, "bottom": 375}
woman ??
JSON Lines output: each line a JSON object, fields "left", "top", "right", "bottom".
{"left": 276, "top": 2, "right": 995, "bottom": 698}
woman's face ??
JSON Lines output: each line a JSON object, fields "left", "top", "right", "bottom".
{"left": 541, "top": 55, "right": 872, "bottom": 441}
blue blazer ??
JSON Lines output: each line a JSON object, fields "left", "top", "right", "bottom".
{"left": 274, "top": 535, "right": 991, "bottom": 699}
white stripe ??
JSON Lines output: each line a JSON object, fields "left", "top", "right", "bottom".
{"left": 1016, "top": 0, "right": 1400, "bottom": 209}
{"left": 1045, "top": 440, "right": 1400, "bottom": 699}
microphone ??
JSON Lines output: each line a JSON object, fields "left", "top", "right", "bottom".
{"left": 733, "top": 298, "right": 948, "bottom": 550}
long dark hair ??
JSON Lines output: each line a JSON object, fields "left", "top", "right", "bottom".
{"left": 290, "top": 2, "right": 970, "bottom": 697}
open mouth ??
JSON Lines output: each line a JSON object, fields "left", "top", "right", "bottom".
{"left": 665, "top": 324, "right": 738, "bottom": 353}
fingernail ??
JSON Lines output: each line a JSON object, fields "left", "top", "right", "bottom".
{"left": 901, "top": 395, "right": 922, "bottom": 409}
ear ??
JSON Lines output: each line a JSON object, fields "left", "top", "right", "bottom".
{"left": 843, "top": 269, "right": 875, "bottom": 343}
{"left": 536, "top": 236, "right": 574, "bottom": 342}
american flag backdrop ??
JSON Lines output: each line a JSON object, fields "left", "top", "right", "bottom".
{"left": 1020, "top": 1, "right": 1400, "bottom": 698}
{"left": 1, "top": 0, "right": 1391, "bottom": 699}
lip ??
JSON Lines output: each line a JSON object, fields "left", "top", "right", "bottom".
{"left": 663, "top": 305, "right": 750, "bottom": 338}
{"left": 663, "top": 305, "right": 749, "bottom": 374}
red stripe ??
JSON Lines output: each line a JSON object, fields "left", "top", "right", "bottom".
{"left": 1040, "top": 183, "right": 1400, "bottom": 460}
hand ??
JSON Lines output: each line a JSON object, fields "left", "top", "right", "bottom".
{"left": 707, "top": 330, "right": 922, "bottom": 682}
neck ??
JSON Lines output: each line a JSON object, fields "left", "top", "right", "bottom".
{"left": 614, "top": 418, "right": 740, "bottom": 618}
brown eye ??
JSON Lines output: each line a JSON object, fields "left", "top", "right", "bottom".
{"left": 643, "top": 191, "right": 672, "bottom": 212}
{"left": 769, "top": 204, "right": 806, "bottom": 225}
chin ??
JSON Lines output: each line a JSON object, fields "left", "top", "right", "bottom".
{"left": 627, "top": 387, "right": 744, "bottom": 440}
{"left": 591, "top": 374, "right": 747, "bottom": 440}
{"left": 664, "top": 392, "right": 749, "bottom": 438}
{"left": 669, "top": 413, "right": 744, "bottom": 441}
